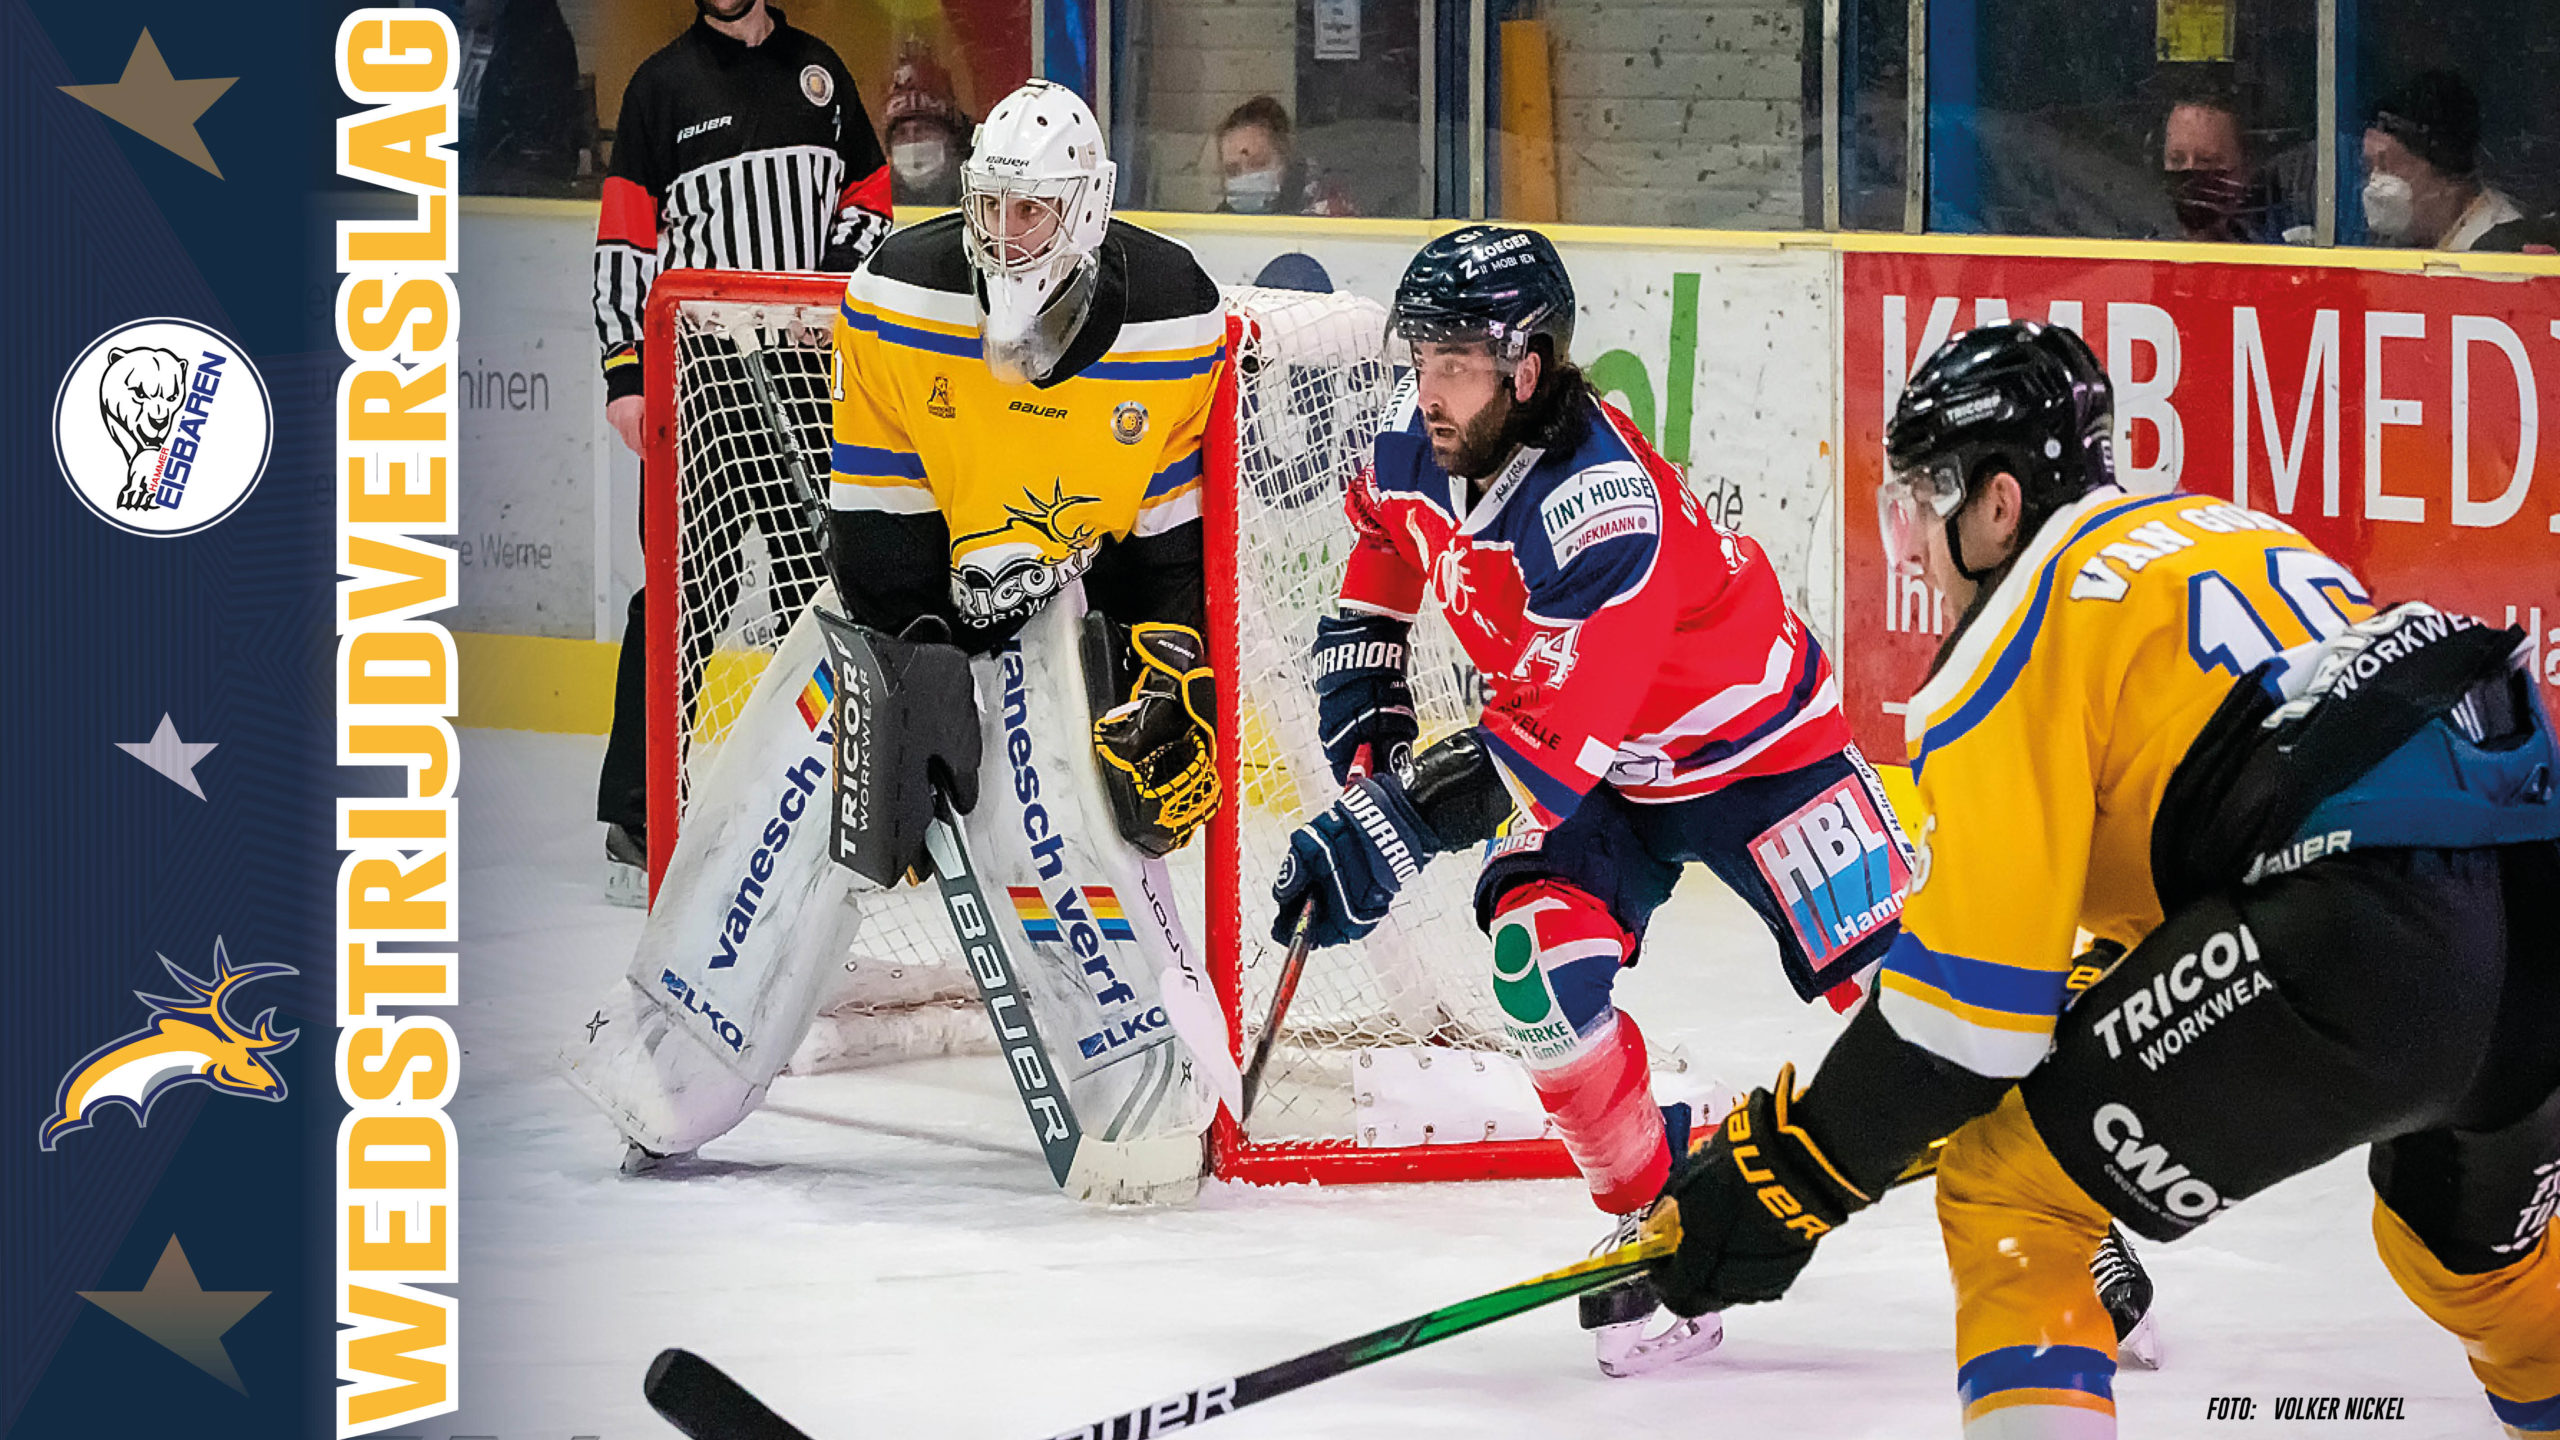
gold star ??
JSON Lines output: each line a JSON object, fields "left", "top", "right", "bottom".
{"left": 60, "top": 31, "right": 238, "bottom": 179}
{"left": 78, "top": 1236, "right": 269, "bottom": 1393}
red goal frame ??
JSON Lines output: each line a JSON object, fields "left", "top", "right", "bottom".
{"left": 642, "top": 269, "right": 1575, "bottom": 1187}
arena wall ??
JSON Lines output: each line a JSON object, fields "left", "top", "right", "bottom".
{"left": 450, "top": 198, "right": 2560, "bottom": 745}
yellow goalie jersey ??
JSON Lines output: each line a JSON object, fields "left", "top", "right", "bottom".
{"left": 1879, "top": 487, "right": 2375, "bottom": 1078}
{"left": 828, "top": 213, "right": 1226, "bottom": 650}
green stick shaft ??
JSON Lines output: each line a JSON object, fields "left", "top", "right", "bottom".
{"left": 646, "top": 1214, "right": 1687, "bottom": 1440}
{"left": 1037, "top": 1212, "right": 1681, "bottom": 1438}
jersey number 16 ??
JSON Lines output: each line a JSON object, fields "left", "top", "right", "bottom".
{"left": 2187, "top": 548, "right": 2371, "bottom": 678}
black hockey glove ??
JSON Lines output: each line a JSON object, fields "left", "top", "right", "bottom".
{"left": 1270, "top": 773, "right": 1438, "bottom": 949}
{"left": 1652, "top": 1064, "right": 1875, "bottom": 1317}
{"left": 1092, "top": 622, "right": 1222, "bottom": 857}
{"left": 1311, "top": 613, "right": 1418, "bottom": 785}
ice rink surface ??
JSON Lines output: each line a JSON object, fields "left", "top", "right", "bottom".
{"left": 446, "top": 730, "right": 2499, "bottom": 1439}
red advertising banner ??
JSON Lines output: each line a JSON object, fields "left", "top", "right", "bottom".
{"left": 1840, "top": 250, "right": 2560, "bottom": 763}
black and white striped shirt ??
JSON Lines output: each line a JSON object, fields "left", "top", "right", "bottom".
{"left": 593, "top": 15, "right": 891, "bottom": 403}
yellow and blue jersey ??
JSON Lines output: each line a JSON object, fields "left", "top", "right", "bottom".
{"left": 1879, "top": 486, "right": 2375, "bottom": 1078}
{"left": 827, "top": 213, "right": 1225, "bottom": 650}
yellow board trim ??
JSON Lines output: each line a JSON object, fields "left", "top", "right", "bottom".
{"left": 472, "top": 193, "right": 2560, "bottom": 279}
{"left": 455, "top": 631, "right": 774, "bottom": 738}
{"left": 457, "top": 632, "right": 620, "bottom": 735}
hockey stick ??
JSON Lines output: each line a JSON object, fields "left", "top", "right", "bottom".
{"left": 919, "top": 796, "right": 1088, "bottom": 1189}
{"left": 1236, "top": 903, "right": 1313, "bottom": 1120}
{"left": 734, "top": 326, "right": 832, "bottom": 551}
{"left": 917, "top": 776, "right": 1207, "bottom": 1203}
{"left": 644, "top": 1205, "right": 1683, "bottom": 1440}
{"left": 1236, "top": 745, "right": 1376, "bottom": 1120}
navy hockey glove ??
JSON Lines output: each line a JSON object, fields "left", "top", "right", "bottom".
{"left": 1652, "top": 1064, "right": 1873, "bottom": 1316}
{"left": 1270, "top": 774, "right": 1438, "bottom": 949}
{"left": 1311, "top": 613, "right": 1418, "bottom": 785}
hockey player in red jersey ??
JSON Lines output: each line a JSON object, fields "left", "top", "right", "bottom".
{"left": 1267, "top": 226, "right": 1914, "bottom": 1376}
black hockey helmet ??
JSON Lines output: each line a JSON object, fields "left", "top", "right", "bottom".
{"left": 1389, "top": 225, "right": 1575, "bottom": 369}
{"left": 1882, "top": 320, "right": 2114, "bottom": 579}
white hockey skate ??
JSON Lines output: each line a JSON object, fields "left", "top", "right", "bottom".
{"left": 604, "top": 822, "right": 648, "bottom": 909}
{"left": 620, "top": 1141, "right": 694, "bottom": 1175}
{"left": 1581, "top": 1206, "right": 1724, "bottom": 1377}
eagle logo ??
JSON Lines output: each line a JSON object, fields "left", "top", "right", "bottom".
{"left": 41, "top": 939, "right": 296, "bottom": 1151}
{"left": 954, "top": 479, "right": 1101, "bottom": 555}
{"left": 100, "top": 346, "right": 189, "bottom": 511}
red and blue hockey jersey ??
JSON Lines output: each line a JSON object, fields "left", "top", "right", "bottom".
{"left": 1340, "top": 387, "right": 1849, "bottom": 829}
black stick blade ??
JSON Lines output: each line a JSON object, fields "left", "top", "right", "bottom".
{"left": 645, "top": 1348, "right": 818, "bottom": 1440}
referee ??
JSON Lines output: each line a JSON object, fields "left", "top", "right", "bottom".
{"left": 590, "top": 0, "right": 891, "bottom": 899}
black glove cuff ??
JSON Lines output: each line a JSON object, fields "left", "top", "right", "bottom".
{"left": 604, "top": 350, "right": 643, "bottom": 403}
{"left": 1405, "top": 729, "right": 1514, "bottom": 852}
{"left": 1790, "top": 998, "right": 2014, "bottom": 1197}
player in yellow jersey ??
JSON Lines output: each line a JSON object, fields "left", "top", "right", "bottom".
{"left": 1641, "top": 322, "right": 2560, "bottom": 1437}
{"left": 829, "top": 81, "right": 1223, "bottom": 663}
{"left": 562, "top": 81, "right": 1239, "bottom": 1203}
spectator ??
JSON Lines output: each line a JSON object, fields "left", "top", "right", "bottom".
{"left": 2362, "top": 70, "right": 2521, "bottom": 251}
{"left": 2159, "top": 92, "right": 2282, "bottom": 244}
{"left": 883, "top": 46, "right": 970, "bottom": 208}
{"left": 2477, "top": 211, "right": 2560, "bottom": 254}
{"left": 1216, "top": 96, "right": 1355, "bottom": 217}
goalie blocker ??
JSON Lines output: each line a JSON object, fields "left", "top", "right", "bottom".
{"left": 559, "top": 585, "right": 1237, "bottom": 1203}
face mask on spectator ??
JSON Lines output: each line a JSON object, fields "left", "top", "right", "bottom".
{"left": 2165, "top": 167, "right": 2250, "bottom": 236}
{"left": 1225, "top": 168, "right": 1285, "bottom": 214}
{"left": 2363, "top": 172, "right": 2417, "bottom": 241}
{"left": 894, "top": 140, "right": 950, "bottom": 186}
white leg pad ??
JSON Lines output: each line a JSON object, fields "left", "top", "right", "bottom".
{"left": 559, "top": 973, "right": 765, "bottom": 1157}
{"left": 560, "top": 592, "right": 870, "bottom": 1156}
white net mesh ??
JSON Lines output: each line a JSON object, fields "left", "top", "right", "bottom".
{"left": 1214, "top": 287, "right": 1510, "bottom": 1145}
{"left": 663, "top": 292, "right": 974, "bottom": 1052}
{"left": 656, "top": 279, "right": 1514, "bottom": 1153}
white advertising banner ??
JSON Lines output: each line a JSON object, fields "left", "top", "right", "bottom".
{"left": 455, "top": 201, "right": 638, "bottom": 641}
{"left": 1167, "top": 221, "right": 1842, "bottom": 643}
{"left": 450, "top": 206, "right": 1842, "bottom": 645}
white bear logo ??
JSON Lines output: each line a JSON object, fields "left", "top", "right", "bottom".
{"left": 53, "top": 318, "right": 270, "bottom": 538}
{"left": 99, "top": 345, "right": 190, "bottom": 511}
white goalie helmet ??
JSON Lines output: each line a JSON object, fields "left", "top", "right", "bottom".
{"left": 962, "top": 79, "right": 1117, "bottom": 384}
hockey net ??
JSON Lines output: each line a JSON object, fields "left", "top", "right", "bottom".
{"left": 644, "top": 269, "right": 1573, "bottom": 1185}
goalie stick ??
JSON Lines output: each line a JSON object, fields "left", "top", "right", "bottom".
{"left": 644, "top": 1206, "right": 1683, "bottom": 1440}
{"left": 919, "top": 797, "right": 1088, "bottom": 1188}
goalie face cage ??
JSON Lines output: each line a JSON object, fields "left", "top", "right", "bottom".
{"left": 644, "top": 268, "right": 1575, "bottom": 1187}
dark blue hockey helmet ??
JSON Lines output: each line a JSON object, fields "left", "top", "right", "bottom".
{"left": 1389, "top": 226, "right": 1575, "bottom": 370}
{"left": 1881, "top": 320, "right": 2114, "bottom": 576}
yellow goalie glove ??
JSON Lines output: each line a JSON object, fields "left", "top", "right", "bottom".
{"left": 1089, "top": 619, "right": 1222, "bottom": 856}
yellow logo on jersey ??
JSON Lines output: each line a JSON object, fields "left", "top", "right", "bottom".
{"left": 954, "top": 478, "right": 1102, "bottom": 557}
{"left": 926, "top": 374, "right": 956, "bottom": 419}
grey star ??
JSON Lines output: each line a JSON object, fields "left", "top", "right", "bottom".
{"left": 585, "top": 1010, "right": 609, "bottom": 1043}
{"left": 117, "top": 714, "right": 218, "bottom": 799}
